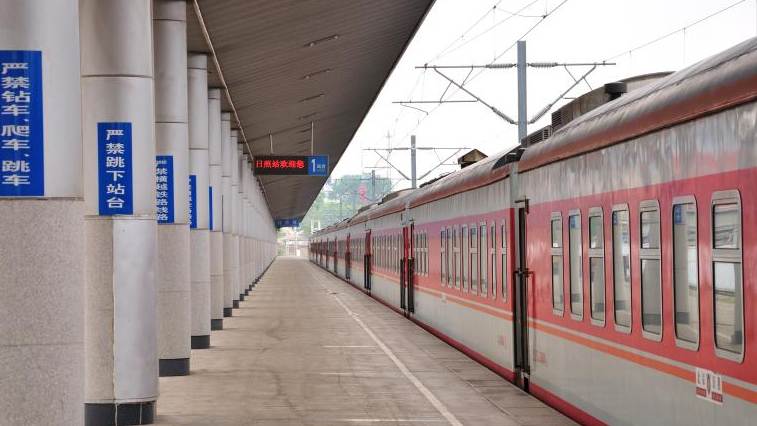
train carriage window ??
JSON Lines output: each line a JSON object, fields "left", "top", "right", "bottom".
{"left": 612, "top": 205, "right": 632, "bottom": 331}
{"left": 470, "top": 225, "right": 478, "bottom": 293}
{"left": 462, "top": 225, "right": 469, "bottom": 291}
{"left": 419, "top": 233, "right": 426, "bottom": 275}
{"left": 551, "top": 213, "right": 564, "bottom": 313}
{"left": 491, "top": 224, "right": 497, "bottom": 299}
{"left": 424, "top": 232, "right": 427, "bottom": 276}
{"left": 447, "top": 227, "right": 453, "bottom": 286}
{"left": 588, "top": 208, "right": 605, "bottom": 324}
{"left": 501, "top": 221, "right": 507, "bottom": 301}
{"left": 381, "top": 236, "right": 385, "bottom": 269}
{"left": 396, "top": 234, "right": 400, "bottom": 273}
{"left": 569, "top": 212, "right": 584, "bottom": 319}
{"left": 420, "top": 232, "right": 424, "bottom": 275}
{"left": 422, "top": 232, "right": 427, "bottom": 276}
{"left": 453, "top": 226, "right": 460, "bottom": 289}
{"left": 441, "top": 229, "right": 446, "bottom": 284}
{"left": 417, "top": 232, "right": 421, "bottom": 275}
{"left": 379, "top": 236, "right": 383, "bottom": 268}
{"left": 481, "top": 224, "right": 488, "bottom": 296}
{"left": 672, "top": 198, "right": 699, "bottom": 347}
{"left": 711, "top": 191, "right": 744, "bottom": 359}
{"left": 640, "top": 201, "right": 662, "bottom": 338}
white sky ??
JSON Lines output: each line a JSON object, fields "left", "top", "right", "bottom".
{"left": 328, "top": 0, "right": 756, "bottom": 190}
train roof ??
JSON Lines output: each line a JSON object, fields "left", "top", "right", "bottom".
{"left": 519, "top": 37, "right": 757, "bottom": 172}
{"left": 408, "top": 151, "right": 513, "bottom": 208}
{"left": 313, "top": 141, "right": 523, "bottom": 232}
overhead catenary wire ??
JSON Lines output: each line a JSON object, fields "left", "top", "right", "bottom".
{"left": 428, "top": 0, "right": 507, "bottom": 63}
{"left": 604, "top": 0, "right": 749, "bottom": 61}
{"left": 439, "top": 0, "right": 544, "bottom": 60}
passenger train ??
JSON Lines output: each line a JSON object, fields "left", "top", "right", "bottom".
{"left": 309, "top": 38, "right": 757, "bottom": 425}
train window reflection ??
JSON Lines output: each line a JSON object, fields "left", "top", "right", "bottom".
{"left": 569, "top": 214, "right": 583, "bottom": 318}
{"left": 640, "top": 204, "right": 662, "bottom": 337}
{"left": 551, "top": 219, "right": 561, "bottom": 248}
{"left": 552, "top": 256, "right": 563, "bottom": 312}
{"left": 673, "top": 202, "right": 699, "bottom": 345}
{"left": 714, "top": 262, "right": 743, "bottom": 354}
{"left": 713, "top": 203, "right": 740, "bottom": 249}
{"left": 481, "top": 225, "right": 488, "bottom": 295}
{"left": 501, "top": 222, "right": 507, "bottom": 300}
{"left": 641, "top": 211, "right": 660, "bottom": 249}
{"left": 711, "top": 191, "right": 743, "bottom": 358}
{"left": 588, "top": 211, "right": 605, "bottom": 323}
{"left": 612, "top": 208, "right": 631, "bottom": 329}
{"left": 551, "top": 213, "right": 563, "bottom": 313}
{"left": 470, "top": 225, "right": 478, "bottom": 292}
{"left": 491, "top": 224, "right": 497, "bottom": 299}
{"left": 589, "top": 216, "right": 602, "bottom": 249}
{"left": 453, "top": 227, "right": 459, "bottom": 289}
{"left": 641, "top": 259, "right": 662, "bottom": 334}
{"left": 462, "top": 225, "right": 468, "bottom": 291}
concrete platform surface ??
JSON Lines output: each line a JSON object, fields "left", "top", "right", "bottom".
{"left": 156, "top": 257, "right": 573, "bottom": 426}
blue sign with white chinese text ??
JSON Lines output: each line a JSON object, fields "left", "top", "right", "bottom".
{"left": 208, "top": 186, "right": 213, "bottom": 230}
{"left": 0, "top": 50, "right": 43, "bottom": 196}
{"left": 97, "top": 122, "right": 133, "bottom": 215}
{"left": 307, "top": 155, "right": 328, "bottom": 176}
{"left": 189, "top": 175, "right": 197, "bottom": 229}
{"left": 275, "top": 218, "right": 300, "bottom": 228}
{"left": 156, "top": 155, "right": 174, "bottom": 224}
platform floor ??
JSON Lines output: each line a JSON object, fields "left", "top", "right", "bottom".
{"left": 156, "top": 257, "right": 573, "bottom": 425}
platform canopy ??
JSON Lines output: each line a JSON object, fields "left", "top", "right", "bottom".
{"left": 187, "top": 0, "right": 435, "bottom": 221}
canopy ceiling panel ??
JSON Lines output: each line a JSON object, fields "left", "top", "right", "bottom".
{"left": 187, "top": 0, "right": 435, "bottom": 220}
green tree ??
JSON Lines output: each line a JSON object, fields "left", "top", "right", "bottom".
{"left": 300, "top": 173, "right": 392, "bottom": 236}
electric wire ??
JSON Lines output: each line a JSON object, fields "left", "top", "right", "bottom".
{"left": 604, "top": 0, "right": 749, "bottom": 61}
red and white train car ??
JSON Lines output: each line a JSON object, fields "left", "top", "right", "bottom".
{"left": 310, "top": 38, "right": 757, "bottom": 425}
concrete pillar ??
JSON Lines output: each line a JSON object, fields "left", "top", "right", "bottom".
{"left": 153, "top": 0, "right": 191, "bottom": 377}
{"left": 221, "top": 113, "right": 236, "bottom": 317}
{"left": 207, "top": 88, "right": 224, "bottom": 330}
{"left": 188, "top": 53, "right": 211, "bottom": 349}
{"left": 240, "top": 150, "right": 251, "bottom": 300}
{"left": 250, "top": 171, "right": 256, "bottom": 284}
{"left": 231, "top": 130, "right": 241, "bottom": 308}
{"left": 81, "top": 0, "right": 158, "bottom": 423}
{"left": 0, "top": 2, "right": 84, "bottom": 424}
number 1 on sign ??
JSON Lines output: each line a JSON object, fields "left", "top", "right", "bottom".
{"left": 311, "top": 158, "right": 315, "bottom": 173}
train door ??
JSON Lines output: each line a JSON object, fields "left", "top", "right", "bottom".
{"left": 513, "top": 200, "right": 531, "bottom": 390}
{"left": 400, "top": 223, "right": 415, "bottom": 316}
{"left": 345, "top": 234, "right": 351, "bottom": 280}
{"left": 364, "top": 230, "right": 372, "bottom": 292}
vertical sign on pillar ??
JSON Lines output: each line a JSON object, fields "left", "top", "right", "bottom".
{"left": 156, "top": 155, "right": 174, "bottom": 224}
{"left": 97, "top": 122, "right": 133, "bottom": 215}
{"left": 0, "top": 51, "right": 44, "bottom": 196}
{"left": 208, "top": 186, "right": 213, "bottom": 229}
{"left": 189, "top": 174, "right": 197, "bottom": 228}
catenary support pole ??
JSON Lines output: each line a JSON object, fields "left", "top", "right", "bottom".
{"left": 81, "top": 0, "right": 158, "bottom": 423}
{"left": 0, "top": 1, "right": 84, "bottom": 424}
{"left": 231, "top": 130, "right": 241, "bottom": 308}
{"left": 517, "top": 40, "right": 527, "bottom": 144}
{"left": 208, "top": 88, "right": 224, "bottom": 330}
{"left": 410, "top": 135, "right": 417, "bottom": 189}
{"left": 221, "top": 113, "right": 236, "bottom": 317}
{"left": 153, "top": 0, "right": 191, "bottom": 377}
{"left": 187, "top": 53, "right": 211, "bottom": 349}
